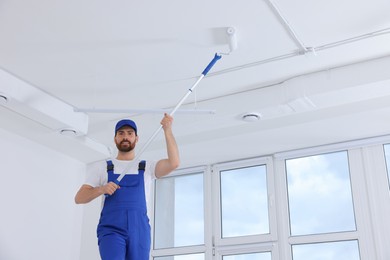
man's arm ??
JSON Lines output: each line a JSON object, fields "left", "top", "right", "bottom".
{"left": 155, "top": 114, "right": 180, "bottom": 178}
{"left": 74, "top": 182, "right": 120, "bottom": 204}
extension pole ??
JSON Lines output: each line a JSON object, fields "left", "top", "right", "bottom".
{"left": 114, "top": 53, "right": 222, "bottom": 184}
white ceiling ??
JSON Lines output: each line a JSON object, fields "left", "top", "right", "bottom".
{"left": 1, "top": 0, "right": 390, "bottom": 168}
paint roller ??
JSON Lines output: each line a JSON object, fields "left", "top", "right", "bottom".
{"left": 106, "top": 28, "right": 239, "bottom": 191}
{"left": 226, "top": 27, "right": 238, "bottom": 53}
{"left": 107, "top": 53, "right": 222, "bottom": 192}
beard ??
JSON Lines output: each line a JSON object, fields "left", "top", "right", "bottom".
{"left": 116, "top": 140, "right": 136, "bottom": 152}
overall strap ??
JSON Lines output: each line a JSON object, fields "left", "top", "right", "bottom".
{"left": 106, "top": 160, "right": 114, "bottom": 173}
{"left": 106, "top": 160, "right": 145, "bottom": 173}
{"left": 138, "top": 160, "right": 146, "bottom": 172}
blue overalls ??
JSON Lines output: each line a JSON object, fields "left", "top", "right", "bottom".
{"left": 97, "top": 160, "right": 151, "bottom": 260}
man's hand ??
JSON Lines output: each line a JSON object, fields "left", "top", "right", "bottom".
{"left": 155, "top": 113, "right": 180, "bottom": 178}
{"left": 75, "top": 182, "right": 120, "bottom": 204}
{"left": 101, "top": 181, "right": 120, "bottom": 195}
{"left": 160, "top": 113, "right": 174, "bottom": 130}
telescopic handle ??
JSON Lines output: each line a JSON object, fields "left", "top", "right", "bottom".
{"left": 202, "top": 53, "right": 222, "bottom": 76}
{"left": 106, "top": 53, "right": 222, "bottom": 196}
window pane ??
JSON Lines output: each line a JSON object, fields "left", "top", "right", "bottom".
{"left": 383, "top": 144, "right": 390, "bottom": 188}
{"left": 223, "top": 252, "right": 271, "bottom": 260}
{"left": 292, "top": 240, "right": 360, "bottom": 260}
{"left": 286, "top": 151, "right": 356, "bottom": 236}
{"left": 220, "top": 165, "right": 269, "bottom": 238}
{"left": 154, "top": 253, "right": 204, "bottom": 260}
{"left": 154, "top": 173, "right": 204, "bottom": 248}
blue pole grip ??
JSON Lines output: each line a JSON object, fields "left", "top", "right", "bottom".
{"left": 202, "top": 53, "right": 222, "bottom": 76}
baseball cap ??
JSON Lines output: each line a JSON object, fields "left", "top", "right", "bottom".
{"left": 115, "top": 119, "right": 137, "bottom": 135}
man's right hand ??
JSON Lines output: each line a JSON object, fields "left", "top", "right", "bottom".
{"left": 101, "top": 181, "right": 120, "bottom": 195}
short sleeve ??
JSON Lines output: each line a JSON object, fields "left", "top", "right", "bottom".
{"left": 145, "top": 160, "right": 157, "bottom": 180}
{"left": 84, "top": 160, "right": 107, "bottom": 187}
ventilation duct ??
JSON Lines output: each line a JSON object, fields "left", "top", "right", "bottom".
{"left": 0, "top": 69, "right": 88, "bottom": 135}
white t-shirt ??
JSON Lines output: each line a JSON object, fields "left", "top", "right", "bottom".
{"left": 85, "top": 158, "right": 157, "bottom": 214}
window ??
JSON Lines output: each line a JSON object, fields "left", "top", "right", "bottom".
{"left": 223, "top": 252, "right": 271, "bottom": 260}
{"left": 292, "top": 240, "right": 360, "bottom": 260}
{"left": 154, "top": 172, "right": 204, "bottom": 249}
{"left": 220, "top": 164, "right": 269, "bottom": 238}
{"left": 285, "top": 151, "right": 356, "bottom": 236}
{"left": 152, "top": 140, "right": 390, "bottom": 259}
{"left": 154, "top": 253, "right": 204, "bottom": 260}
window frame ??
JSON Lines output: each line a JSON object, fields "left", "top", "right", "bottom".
{"left": 383, "top": 143, "right": 390, "bottom": 188}
{"left": 150, "top": 166, "right": 209, "bottom": 258}
{"left": 274, "top": 144, "right": 385, "bottom": 260}
{"left": 284, "top": 150, "right": 357, "bottom": 236}
{"left": 212, "top": 157, "right": 277, "bottom": 249}
{"left": 150, "top": 136, "right": 390, "bottom": 260}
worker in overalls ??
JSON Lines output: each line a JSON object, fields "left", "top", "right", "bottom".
{"left": 75, "top": 113, "right": 180, "bottom": 260}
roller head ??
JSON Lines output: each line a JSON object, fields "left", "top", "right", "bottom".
{"left": 226, "top": 27, "right": 238, "bottom": 52}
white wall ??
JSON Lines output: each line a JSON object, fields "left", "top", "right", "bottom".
{"left": 79, "top": 187, "right": 102, "bottom": 260}
{"left": 0, "top": 128, "right": 85, "bottom": 260}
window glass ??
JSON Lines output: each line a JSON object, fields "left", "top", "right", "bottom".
{"left": 383, "top": 144, "right": 390, "bottom": 188}
{"left": 292, "top": 240, "right": 360, "bottom": 260}
{"left": 154, "top": 253, "right": 204, "bottom": 260}
{"left": 286, "top": 151, "right": 356, "bottom": 236}
{"left": 223, "top": 252, "right": 271, "bottom": 260}
{"left": 220, "top": 165, "right": 269, "bottom": 238}
{"left": 154, "top": 173, "right": 204, "bottom": 248}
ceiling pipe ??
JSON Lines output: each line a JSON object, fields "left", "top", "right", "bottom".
{"left": 316, "top": 27, "right": 390, "bottom": 51}
{"left": 209, "top": 27, "right": 390, "bottom": 78}
{"left": 74, "top": 107, "right": 216, "bottom": 115}
{"left": 264, "top": 0, "right": 309, "bottom": 53}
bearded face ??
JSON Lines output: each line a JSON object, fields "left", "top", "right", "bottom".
{"left": 116, "top": 139, "right": 136, "bottom": 152}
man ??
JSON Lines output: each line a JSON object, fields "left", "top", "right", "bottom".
{"left": 75, "top": 113, "right": 179, "bottom": 260}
